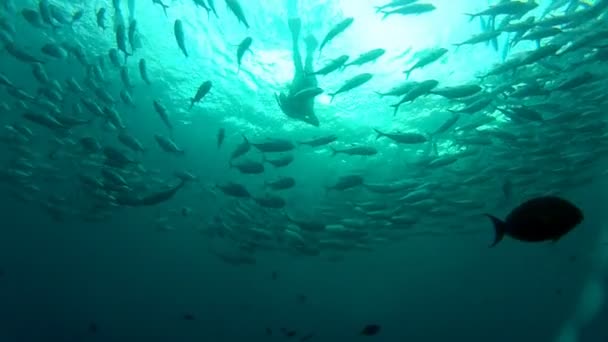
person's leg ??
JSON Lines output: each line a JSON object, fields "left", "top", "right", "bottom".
{"left": 287, "top": 0, "right": 303, "bottom": 74}
{"left": 303, "top": 35, "right": 318, "bottom": 74}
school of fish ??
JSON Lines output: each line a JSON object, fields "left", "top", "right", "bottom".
{"left": 0, "top": 0, "right": 606, "bottom": 263}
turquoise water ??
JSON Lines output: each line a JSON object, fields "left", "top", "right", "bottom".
{"left": 1, "top": 0, "right": 608, "bottom": 341}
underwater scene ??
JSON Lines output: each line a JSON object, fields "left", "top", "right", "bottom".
{"left": 1, "top": 0, "right": 608, "bottom": 340}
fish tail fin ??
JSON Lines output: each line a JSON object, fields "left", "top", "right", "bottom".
{"left": 373, "top": 128, "right": 384, "bottom": 140}
{"left": 189, "top": 98, "right": 194, "bottom": 110}
{"left": 374, "top": 91, "right": 385, "bottom": 98}
{"left": 329, "top": 146, "right": 338, "bottom": 157}
{"left": 329, "top": 93, "right": 336, "bottom": 103}
{"left": 404, "top": 69, "right": 412, "bottom": 79}
{"left": 381, "top": 11, "right": 390, "bottom": 20}
{"left": 390, "top": 104, "right": 399, "bottom": 116}
{"left": 162, "top": 5, "right": 169, "bottom": 17}
{"left": 464, "top": 13, "right": 476, "bottom": 22}
{"left": 242, "top": 134, "right": 249, "bottom": 145}
{"left": 484, "top": 214, "right": 507, "bottom": 247}
{"left": 374, "top": 6, "right": 382, "bottom": 13}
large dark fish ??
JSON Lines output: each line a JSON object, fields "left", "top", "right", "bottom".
{"left": 485, "top": 196, "right": 583, "bottom": 247}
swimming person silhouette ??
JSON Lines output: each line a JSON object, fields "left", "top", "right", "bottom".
{"left": 275, "top": 0, "right": 320, "bottom": 127}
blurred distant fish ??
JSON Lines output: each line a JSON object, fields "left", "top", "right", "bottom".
{"left": 265, "top": 177, "right": 295, "bottom": 190}
{"left": 96, "top": 8, "right": 107, "bottom": 30}
{"left": 360, "top": 324, "right": 381, "bottom": 336}
{"left": 217, "top": 182, "right": 250, "bottom": 198}
{"left": 139, "top": 59, "right": 151, "bottom": 84}
{"left": 217, "top": 128, "right": 225, "bottom": 149}
{"left": 117, "top": 179, "right": 187, "bottom": 206}
{"left": 115, "top": 24, "right": 132, "bottom": 61}
{"left": 174, "top": 19, "right": 188, "bottom": 57}
{"left": 299, "top": 134, "right": 337, "bottom": 147}
{"left": 154, "top": 135, "right": 185, "bottom": 155}
{"left": 230, "top": 135, "right": 250, "bottom": 160}
{"left": 153, "top": 100, "right": 173, "bottom": 133}
{"left": 330, "top": 146, "right": 377, "bottom": 156}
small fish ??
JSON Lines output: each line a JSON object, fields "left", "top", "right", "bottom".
{"left": 265, "top": 177, "right": 295, "bottom": 190}
{"left": 109, "top": 48, "right": 122, "bottom": 67}
{"left": 374, "top": 129, "right": 427, "bottom": 144}
{"left": 298, "top": 134, "right": 337, "bottom": 147}
{"left": 230, "top": 159, "right": 264, "bottom": 174}
{"left": 153, "top": 100, "right": 173, "bottom": 133}
{"left": 225, "top": 0, "right": 249, "bottom": 28}
{"left": 71, "top": 9, "right": 84, "bottom": 23}
{"left": 485, "top": 196, "right": 583, "bottom": 247}
{"left": 237, "top": 37, "right": 253, "bottom": 71}
{"left": 116, "top": 24, "right": 132, "bottom": 61}
{"left": 381, "top": 3, "right": 436, "bottom": 19}
{"left": 343, "top": 48, "right": 385, "bottom": 68}
{"left": 88, "top": 322, "right": 98, "bottom": 334}
{"left": 154, "top": 135, "right": 185, "bottom": 155}
{"left": 319, "top": 18, "right": 354, "bottom": 53}
{"left": 182, "top": 313, "right": 195, "bottom": 321}
{"left": 41, "top": 43, "right": 68, "bottom": 59}
{"left": 96, "top": 8, "right": 107, "bottom": 30}
{"left": 254, "top": 195, "right": 286, "bottom": 209}
{"left": 329, "top": 73, "right": 373, "bottom": 102}
{"left": 360, "top": 324, "right": 381, "bottom": 336}
{"left": 263, "top": 155, "right": 294, "bottom": 168}
{"left": 330, "top": 146, "right": 377, "bottom": 156}
{"left": 231, "top": 135, "right": 250, "bottom": 160}
{"left": 174, "top": 20, "right": 188, "bottom": 57}
{"left": 327, "top": 175, "right": 364, "bottom": 191}
{"left": 139, "top": 59, "right": 151, "bottom": 85}
{"left": 300, "top": 333, "right": 315, "bottom": 341}
{"left": 217, "top": 182, "right": 250, "bottom": 198}
{"left": 430, "top": 85, "right": 482, "bottom": 99}
{"left": 217, "top": 128, "right": 225, "bottom": 149}
{"left": 311, "top": 55, "right": 349, "bottom": 75}
{"left": 375, "top": 0, "right": 418, "bottom": 13}
{"left": 190, "top": 80, "right": 212, "bottom": 109}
